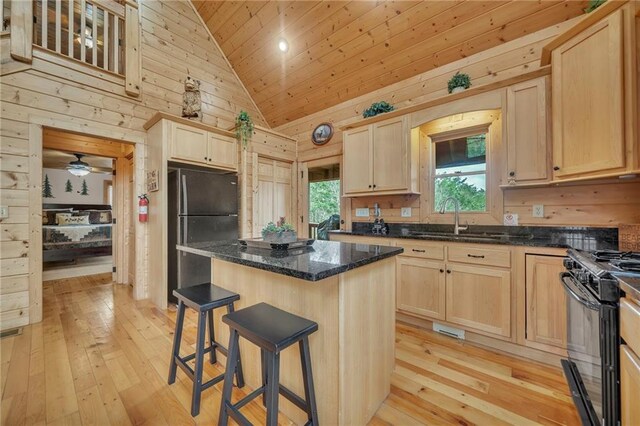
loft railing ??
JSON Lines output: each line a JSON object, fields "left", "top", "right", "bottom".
{"left": 33, "top": 0, "right": 125, "bottom": 75}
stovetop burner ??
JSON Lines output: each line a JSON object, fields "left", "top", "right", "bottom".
{"left": 592, "top": 250, "right": 640, "bottom": 262}
{"left": 610, "top": 259, "right": 640, "bottom": 273}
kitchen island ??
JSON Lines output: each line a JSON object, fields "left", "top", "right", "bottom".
{"left": 176, "top": 240, "right": 403, "bottom": 425}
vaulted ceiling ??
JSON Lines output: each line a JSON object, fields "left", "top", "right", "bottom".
{"left": 192, "top": 1, "right": 588, "bottom": 128}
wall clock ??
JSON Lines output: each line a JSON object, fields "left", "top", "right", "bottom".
{"left": 311, "top": 123, "right": 334, "bottom": 145}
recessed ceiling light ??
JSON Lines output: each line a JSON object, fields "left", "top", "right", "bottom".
{"left": 278, "top": 38, "right": 289, "bottom": 53}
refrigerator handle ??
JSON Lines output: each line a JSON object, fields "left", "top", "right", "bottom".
{"left": 181, "top": 173, "right": 188, "bottom": 216}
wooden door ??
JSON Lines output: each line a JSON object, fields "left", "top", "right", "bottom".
{"left": 126, "top": 156, "right": 135, "bottom": 285}
{"left": 620, "top": 345, "right": 640, "bottom": 425}
{"left": 207, "top": 133, "right": 237, "bottom": 171}
{"left": 252, "top": 156, "right": 293, "bottom": 237}
{"left": 169, "top": 123, "right": 208, "bottom": 164}
{"left": 525, "top": 255, "right": 567, "bottom": 349}
{"left": 343, "top": 126, "right": 372, "bottom": 194}
{"left": 396, "top": 257, "right": 446, "bottom": 320}
{"left": 372, "top": 116, "right": 408, "bottom": 192}
{"left": 445, "top": 264, "right": 511, "bottom": 338}
{"left": 552, "top": 10, "right": 625, "bottom": 178}
{"left": 506, "top": 77, "right": 548, "bottom": 183}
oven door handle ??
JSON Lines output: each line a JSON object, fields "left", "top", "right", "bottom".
{"left": 560, "top": 272, "right": 600, "bottom": 311}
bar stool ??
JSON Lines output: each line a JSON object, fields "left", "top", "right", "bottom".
{"left": 218, "top": 302, "right": 319, "bottom": 426}
{"left": 168, "top": 283, "right": 245, "bottom": 416}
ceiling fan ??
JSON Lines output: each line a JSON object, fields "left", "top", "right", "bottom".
{"left": 67, "top": 153, "right": 91, "bottom": 177}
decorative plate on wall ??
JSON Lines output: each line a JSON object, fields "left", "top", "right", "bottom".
{"left": 311, "top": 123, "right": 334, "bottom": 145}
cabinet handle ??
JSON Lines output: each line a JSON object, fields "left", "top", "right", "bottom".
{"left": 446, "top": 269, "right": 451, "bottom": 274}
{"left": 553, "top": 166, "right": 560, "bottom": 171}
{"left": 439, "top": 269, "right": 444, "bottom": 273}
{"left": 467, "top": 254, "right": 485, "bottom": 259}
{"left": 373, "top": 184, "right": 377, "bottom": 188}
{"left": 204, "top": 156, "right": 207, "bottom": 160}
{"left": 412, "top": 249, "right": 426, "bottom": 253}
{"left": 508, "top": 171, "right": 515, "bottom": 177}
{"left": 368, "top": 185, "right": 372, "bottom": 188}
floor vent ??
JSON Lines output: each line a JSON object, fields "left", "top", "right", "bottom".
{"left": 0, "top": 327, "right": 23, "bottom": 339}
{"left": 433, "top": 323, "right": 465, "bottom": 340}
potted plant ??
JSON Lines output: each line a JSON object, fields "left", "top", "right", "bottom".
{"left": 235, "top": 110, "right": 254, "bottom": 149}
{"left": 362, "top": 101, "right": 395, "bottom": 118}
{"left": 262, "top": 217, "right": 297, "bottom": 244}
{"left": 447, "top": 72, "right": 471, "bottom": 94}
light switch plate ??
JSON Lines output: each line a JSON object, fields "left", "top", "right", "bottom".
{"left": 0, "top": 206, "right": 7, "bottom": 219}
{"left": 401, "top": 207, "right": 412, "bottom": 218}
{"left": 355, "top": 208, "right": 369, "bottom": 217}
{"left": 532, "top": 204, "right": 544, "bottom": 218}
{"left": 503, "top": 213, "right": 518, "bottom": 226}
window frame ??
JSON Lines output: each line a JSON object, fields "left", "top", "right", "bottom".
{"left": 419, "top": 110, "right": 504, "bottom": 225}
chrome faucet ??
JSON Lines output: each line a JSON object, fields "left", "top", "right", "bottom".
{"left": 439, "top": 197, "right": 468, "bottom": 235}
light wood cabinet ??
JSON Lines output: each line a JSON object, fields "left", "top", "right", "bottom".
{"left": 343, "top": 115, "right": 419, "bottom": 196}
{"left": 445, "top": 263, "right": 511, "bottom": 338}
{"left": 549, "top": 5, "right": 638, "bottom": 180}
{"left": 506, "top": 77, "right": 549, "bottom": 184}
{"left": 620, "top": 345, "right": 640, "bottom": 426}
{"left": 252, "top": 156, "right": 294, "bottom": 238}
{"left": 396, "top": 257, "right": 446, "bottom": 320}
{"left": 525, "top": 255, "right": 567, "bottom": 349}
{"left": 167, "top": 122, "right": 238, "bottom": 172}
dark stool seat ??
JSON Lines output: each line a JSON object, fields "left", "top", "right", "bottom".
{"left": 218, "top": 303, "right": 319, "bottom": 426}
{"left": 168, "top": 283, "right": 244, "bottom": 417}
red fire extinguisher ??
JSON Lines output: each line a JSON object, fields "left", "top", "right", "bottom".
{"left": 138, "top": 194, "right": 149, "bottom": 223}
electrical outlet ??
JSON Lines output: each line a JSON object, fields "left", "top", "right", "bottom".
{"left": 355, "top": 208, "right": 369, "bottom": 217}
{"left": 401, "top": 207, "right": 412, "bottom": 218}
{"left": 532, "top": 204, "right": 544, "bottom": 218}
{"left": 0, "top": 205, "right": 7, "bottom": 219}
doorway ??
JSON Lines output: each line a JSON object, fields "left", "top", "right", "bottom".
{"left": 300, "top": 156, "right": 344, "bottom": 239}
{"left": 41, "top": 128, "right": 136, "bottom": 284}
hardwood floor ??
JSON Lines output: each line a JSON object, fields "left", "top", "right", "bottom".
{"left": 1, "top": 274, "right": 579, "bottom": 425}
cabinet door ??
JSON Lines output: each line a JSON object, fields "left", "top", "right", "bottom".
{"left": 372, "top": 116, "right": 408, "bottom": 192}
{"left": 506, "top": 77, "right": 548, "bottom": 183}
{"left": 445, "top": 264, "right": 511, "bottom": 338}
{"left": 552, "top": 10, "right": 625, "bottom": 178}
{"left": 343, "top": 126, "right": 372, "bottom": 194}
{"left": 169, "top": 123, "right": 208, "bottom": 164}
{"left": 397, "top": 257, "right": 446, "bottom": 320}
{"left": 208, "top": 133, "right": 237, "bottom": 171}
{"left": 620, "top": 345, "right": 640, "bottom": 426}
{"left": 525, "top": 255, "right": 567, "bottom": 349}
{"left": 252, "top": 157, "right": 293, "bottom": 237}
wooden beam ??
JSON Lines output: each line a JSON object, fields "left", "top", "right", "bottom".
{"left": 124, "top": 1, "right": 141, "bottom": 96}
{"left": 43, "top": 128, "right": 132, "bottom": 158}
{"left": 9, "top": 0, "right": 33, "bottom": 62}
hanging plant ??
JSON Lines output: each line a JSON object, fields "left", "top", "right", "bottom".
{"left": 235, "top": 110, "right": 254, "bottom": 149}
{"left": 585, "top": 0, "right": 606, "bottom": 13}
{"left": 362, "top": 101, "right": 394, "bottom": 118}
{"left": 447, "top": 72, "right": 471, "bottom": 94}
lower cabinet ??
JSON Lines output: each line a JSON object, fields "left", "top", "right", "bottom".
{"left": 397, "top": 257, "right": 446, "bottom": 320}
{"left": 445, "top": 264, "right": 512, "bottom": 338}
{"left": 620, "top": 345, "right": 640, "bottom": 425}
{"left": 525, "top": 255, "right": 567, "bottom": 349}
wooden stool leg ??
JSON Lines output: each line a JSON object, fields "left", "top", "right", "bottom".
{"left": 228, "top": 303, "right": 245, "bottom": 388}
{"left": 260, "top": 348, "right": 267, "bottom": 406}
{"left": 265, "top": 351, "right": 281, "bottom": 426}
{"left": 300, "top": 336, "right": 319, "bottom": 425}
{"left": 168, "top": 301, "right": 185, "bottom": 385}
{"left": 207, "top": 310, "right": 216, "bottom": 364}
{"left": 191, "top": 310, "right": 207, "bottom": 417}
{"left": 218, "top": 329, "right": 240, "bottom": 426}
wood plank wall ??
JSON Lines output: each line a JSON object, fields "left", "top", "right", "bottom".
{"left": 275, "top": 17, "right": 640, "bottom": 228}
{"left": 0, "top": 1, "right": 266, "bottom": 331}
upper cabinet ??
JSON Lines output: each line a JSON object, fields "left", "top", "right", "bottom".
{"left": 343, "top": 115, "right": 419, "bottom": 196}
{"left": 546, "top": 3, "right": 638, "bottom": 181}
{"left": 506, "top": 77, "right": 549, "bottom": 185}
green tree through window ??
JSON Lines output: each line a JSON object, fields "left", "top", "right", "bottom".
{"left": 309, "top": 180, "right": 340, "bottom": 224}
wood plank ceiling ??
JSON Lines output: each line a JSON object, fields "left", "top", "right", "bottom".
{"left": 192, "top": 1, "right": 588, "bottom": 128}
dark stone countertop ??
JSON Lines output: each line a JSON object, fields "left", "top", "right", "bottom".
{"left": 176, "top": 240, "right": 404, "bottom": 282}
{"left": 330, "top": 223, "right": 618, "bottom": 251}
{"left": 617, "top": 275, "right": 640, "bottom": 301}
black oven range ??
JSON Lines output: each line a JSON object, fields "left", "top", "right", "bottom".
{"left": 560, "top": 249, "right": 640, "bottom": 426}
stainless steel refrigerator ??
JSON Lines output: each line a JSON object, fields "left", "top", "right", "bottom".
{"left": 168, "top": 167, "right": 238, "bottom": 303}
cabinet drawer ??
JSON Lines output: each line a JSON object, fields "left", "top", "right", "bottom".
{"left": 395, "top": 241, "right": 444, "bottom": 260}
{"left": 621, "top": 298, "right": 640, "bottom": 356}
{"left": 620, "top": 345, "right": 640, "bottom": 426}
{"left": 447, "top": 245, "right": 511, "bottom": 268}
